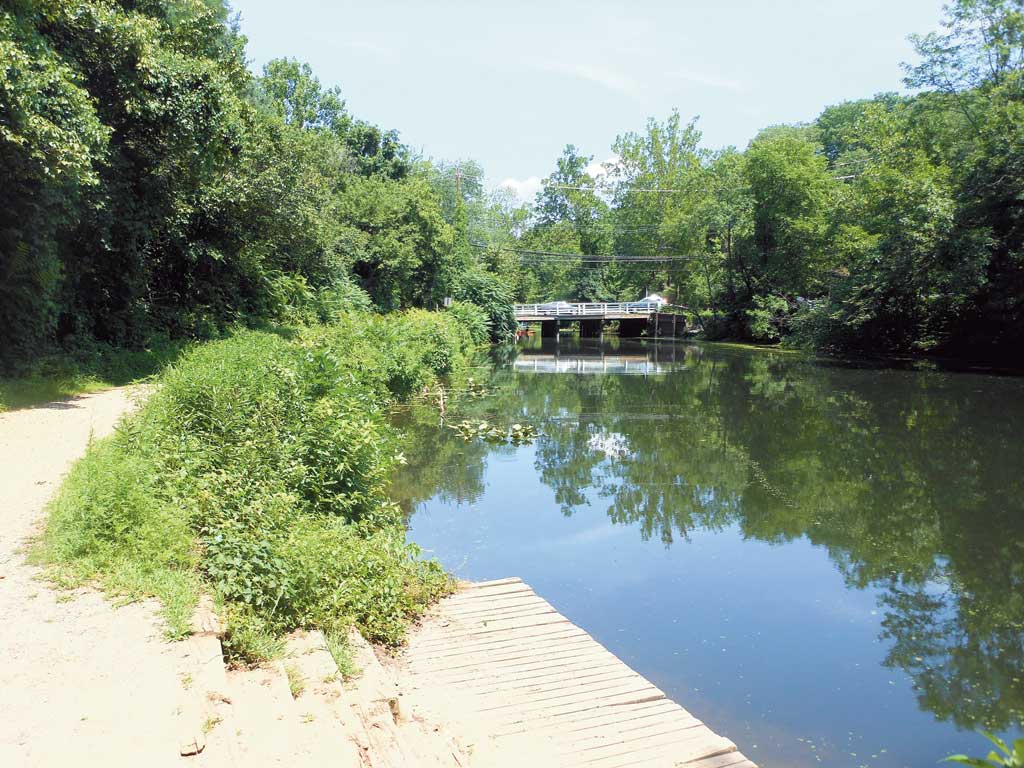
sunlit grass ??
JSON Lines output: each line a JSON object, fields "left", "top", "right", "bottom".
{"left": 33, "top": 316, "right": 462, "bottom": 663}
{"left": 0, "top": 374, "right": 110, "bottom": 412}
{"left": 0, "top": 339, "right": 190, "bottom": 412}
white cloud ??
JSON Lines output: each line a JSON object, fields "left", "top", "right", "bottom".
{"left": 497, "top": 156, "right": 619, "bottom": 204}
{"left": 537, "top": 60, "right": 642, "bottom": 97}
{"left": 585, "top": 155, "right": 621, "bottom": 180}
{"left": 343, "top": 40, "right": 392, "bottom": 56}
{"left": 497, "top": 176, "right": 543, "bottom": 204}
{"left": 669, "top": 69, "right": 745, "bottom": 93}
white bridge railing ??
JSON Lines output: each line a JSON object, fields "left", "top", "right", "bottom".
{"left": 514, "top": 302, "right": 662, "bottom": 318}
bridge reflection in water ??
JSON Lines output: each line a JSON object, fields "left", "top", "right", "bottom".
{"left": 513, "top": 337, "right": 689, "bottom": 375}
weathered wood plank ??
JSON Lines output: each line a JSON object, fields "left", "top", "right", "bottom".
{"left": 684, "top": 753, "right": 757, "bottom": 767}
{"left": 442, "top": 591, "right": 549, "bottom": 611}
{"left": 460, "top": 577, "right": 523, "bottom": 589}
{"left": 410, "top": 627, "right": 590, "bottom": 662}
{"left": 460, "top": 664, "right": 644, "bottom": 695}
{"left": 414, "top": 623, "right": 588, "bottom": 653}
{"left": 566, "top": 712, "right": 703, "bottom": 747}
{"left": 442, "top": 583, "right": 534, "bottom": 601}
{"left": 477, "top": 678, "right": 664, "bottom": 714}
{"left": 569, "top": 720, "right": 717, "bottom": 756}
{"left": 495, "top": 700, "right": 686, "bottom": 741}
{"left": 584, "top": 731, "right": 734, "bottom": 768}
{"left": 421, "top": 611, "right": 572, "bottom": 639}
{"left": 402, "top": 578, "right": 755, "bottom": 768}
{"left": 408, "top": 637, "right": 597, "bottom": 674}
{"left": 430, "top": 601, "right": 557, "bottom": 624}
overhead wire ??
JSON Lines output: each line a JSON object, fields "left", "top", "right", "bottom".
{"left": 470, "top": 242, "right": 696, "bottom": 264}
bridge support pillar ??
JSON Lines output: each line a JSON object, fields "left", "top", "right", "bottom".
{"left": 654, "top": 312, "right": 681, "bottom": 338}
{"left": 618, "top": 318, "right": 648, "bottom": 338}
{"left": 579, "top": 319, "right": 603, "bottom": 338}
{"left": 541, "top": 319, "right": 560, "bottom": 338}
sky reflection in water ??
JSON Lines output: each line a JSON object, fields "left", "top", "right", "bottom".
{"left": 392, "top": 337, "right": 1024, "bottom": 768}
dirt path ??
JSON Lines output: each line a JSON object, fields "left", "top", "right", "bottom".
{"left": 0, "top": 388, "right": 200, "bottom": 767}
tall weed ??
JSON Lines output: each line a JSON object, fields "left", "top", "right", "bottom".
{"left": 38, "top": 311, "right": 467, "bottom": 658}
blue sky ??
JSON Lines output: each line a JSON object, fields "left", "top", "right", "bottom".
{"left": 231, "top": 0, "right": 944, "bottom": 200}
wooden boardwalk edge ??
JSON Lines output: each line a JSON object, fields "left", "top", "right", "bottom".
{"left": 403, "top": 577, "right": 757, "bottom": 768}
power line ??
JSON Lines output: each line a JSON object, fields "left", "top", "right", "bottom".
{"left": 546, "top": 183, "right": 687, "bottom": 194}
{"left": 470, "top": 242, "right": 696, "bottom": 263}
{"left": 829, "top": 155, "right": 879, "bottom": 168}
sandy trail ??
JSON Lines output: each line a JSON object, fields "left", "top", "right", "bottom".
{"left": 0, "top": 388, "right": 196, "bottom": 767}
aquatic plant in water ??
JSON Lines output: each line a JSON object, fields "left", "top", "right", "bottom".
{"left": 450, "top": 419, "right": 537, "bottom": 445}
{"left": 946, "top": 733, "right": 1024, "bottom": 766}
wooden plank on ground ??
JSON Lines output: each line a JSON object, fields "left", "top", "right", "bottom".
{"left": 402, "top": 578, "right": 756, "bottom": 768}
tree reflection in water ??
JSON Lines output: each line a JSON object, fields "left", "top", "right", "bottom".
{"left": 392, "top": 336, "right": 1024, "bottom": 735}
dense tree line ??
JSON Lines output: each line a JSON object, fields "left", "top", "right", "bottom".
{"left": 491, "top": 0, "right": 1024, "bottom": 360}
{"left": 0, "top": 0, "right": 512, "bottom": 373}
{"left": 3, "top": 0, "right": 1022, "bottom": 369}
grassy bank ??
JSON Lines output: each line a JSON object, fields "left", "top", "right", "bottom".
{"left": 0, "top": 339, "right": 190, "bottom": 412}
{"left": 34, "top": 310, "right": 478, "bottom": 660}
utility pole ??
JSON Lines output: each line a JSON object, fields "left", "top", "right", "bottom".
{"left": 455, "top": 168, "right": 462, "bottom": 199}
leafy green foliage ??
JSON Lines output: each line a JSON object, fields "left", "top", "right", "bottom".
{"left": 0, "top": 1, "right": 494, "bottom": 378}
{"left": 259, "top": 58, "right": 348, "bottom": 132}
{"left": 745, "top": 294, "right": 792, "bottom": 342}
{"left": 946, "top": 732, "right": 1024, "bottom": 767}
{"left": 0, "top": 336, "right": 189, "bottom": 411}
{"left": 337, "top": 176, "right": 456, "bottom": 310}
{"left": 38, "top": 313, "right": 472, "bottom": 659}
{"left": 607, "top": 111, "right": 711, "bottom": 306}
{"left": 452, "top": 270, "right": 517, "bottom": 342}
{"left": 445, "top": 300, "right": 491, "bottom": 346}
{"left": 37, "top": 434, "right": 200, "bottom": 636}
{"left": 0, "top": 5, "right": 109, "bottom": 370}
{"left": 494, "top": 0, "right": 1024, "bottom": 360}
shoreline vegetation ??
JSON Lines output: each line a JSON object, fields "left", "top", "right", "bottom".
{"left": 3, "top": 0, "right": 1023, "bottom": 762}
{"left": 6, "top": 327, "right": 1022, "bottom": 416}
{"left": 33, "top": 311, "right": 484, "bottom": 661}
{"left": 3, "top": 0, "right": 1024, "bottom": 387}
{"left": 0, "top": 338, "right": 191, "bottom": 412}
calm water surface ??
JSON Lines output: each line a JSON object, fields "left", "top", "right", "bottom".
{"left": 392, "top": 337, "right": 1024, "bottom": 768}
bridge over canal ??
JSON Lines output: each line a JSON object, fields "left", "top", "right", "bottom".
{"left": 515, "top": 302, "right": 688, "bottom": 338}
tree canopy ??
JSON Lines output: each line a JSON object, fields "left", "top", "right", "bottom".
{"left": 3, "top": 0, "right": 1024, "bottom": 367}
{"left": 495, "top": 0, "right": 1024, "bottom": 360}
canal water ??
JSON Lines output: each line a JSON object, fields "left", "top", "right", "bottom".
{"left": 391, "top": 337, "right": 1024, "bottom": 768}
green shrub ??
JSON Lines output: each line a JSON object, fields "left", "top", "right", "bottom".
{"left": 745, "top": 294, "right": 792, "bottom": 342}
{"left": 312, "top": 309, "right": 471, "bottom": 399}
{"left": 314, "top": 278, "right": 374, "bottom": 320}
{"left": 446, "top": 300, "right": 491, "bottom": 347}
{"left": 788, "top": 298, "right": 843, "bottom": 351}
{"left": 453, "top": 271, "right": 517, "bottom": 342}
{"left": 37, "top": 437, "right": 199, "bottom": 635}
{"left": 38, "top": 312, "right": 465, "bottom": 659}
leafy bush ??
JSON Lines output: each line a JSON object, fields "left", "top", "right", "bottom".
{"left": 314, "top": 278, "right": 374, "bottom": 320}
{"left": 453, "top": 271, "right": 517, "bottom": 343}
{"left": 745, "top": 294, "right": 792, "bottom": 342}
{"left": 788, "top": 298, "right": 844, "bottom": 351}
{"left": 38, "top": 436, "right": 200, "bottom": 633}
{"left": 38, "top": 312, "right": 468, "bottom": 658}
{"left": 446, "top": 301, "right": 491, "bottom": 347}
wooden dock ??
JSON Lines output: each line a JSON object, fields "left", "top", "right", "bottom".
{"left": 403, "top": 577, "right": 756, "bottom": 768}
